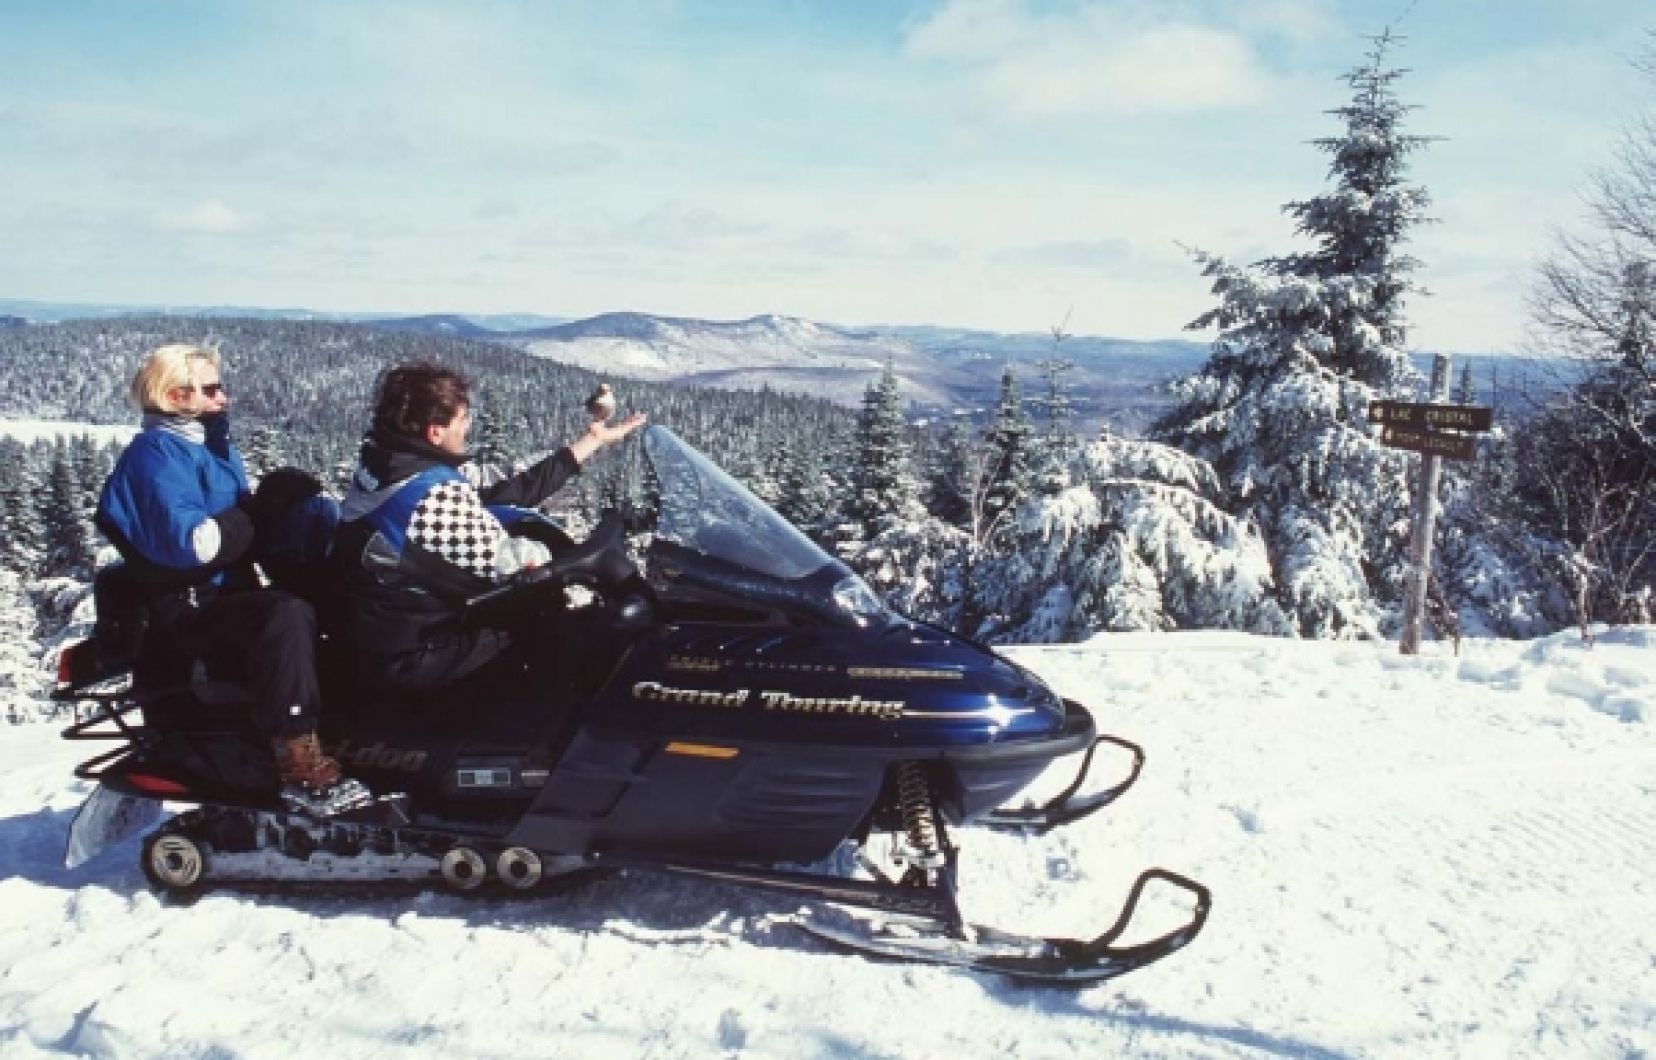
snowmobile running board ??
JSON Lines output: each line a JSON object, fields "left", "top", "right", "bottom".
{"left": 978, "top": 734, "right": 1146, "bottom": 836}
{"left": 620, "top": 855, "right": 1210, "bottom": 985}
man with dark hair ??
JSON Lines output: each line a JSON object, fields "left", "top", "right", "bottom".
{"left": 336, "top": 362, "right": 644, "bottom": 691}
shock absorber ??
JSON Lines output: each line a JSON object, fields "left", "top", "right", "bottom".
{"left": 894, "top": 761, "right": 947, "bottom": 872}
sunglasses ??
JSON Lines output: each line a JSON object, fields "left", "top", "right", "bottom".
{"left": 179, "top": 382, "right": 229, "bottom": 398}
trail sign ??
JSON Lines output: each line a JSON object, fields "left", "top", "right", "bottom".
{"left": 1367, "top": 401, "right": 1493, "bottom": 432}
{"left": 1381, "top": 425, "right": 1479, "bottom": 461}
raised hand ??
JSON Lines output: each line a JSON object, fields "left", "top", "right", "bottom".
{"left": 586, "top": 411, "right": 647, "bottom": 446}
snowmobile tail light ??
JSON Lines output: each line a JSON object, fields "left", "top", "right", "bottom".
{"left": 831, "top": 575, "right": 886, "bottom": 624}
{"left": 57, "top": 639, "right": 92, "bottom": 687}
{"left": 126, "top": 773, "right": 190, "bottom": 796}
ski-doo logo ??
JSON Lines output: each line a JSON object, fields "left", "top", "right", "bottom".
{"left": 329, "top": 739, "right": 429, "bottom": 772}
{"left": 630, "top": 682, "right": 906, "bottom": 721}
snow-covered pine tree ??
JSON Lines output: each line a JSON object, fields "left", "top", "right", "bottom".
{"left": 1031, "top": 328, "right": 1080, "bottom": 492}
{"left": 972, "top": 432, "right": 1290, "bottom": 641}
{"left": 1153, "top": 32, "right": 1430, "bottom": 638}
{"left": 242, "top": 425, "right": 284, "bottom": 481}
{"left": 772, "top": 439, "right": 836, "bottom": 531}
{"left": 0, "top": 566, "right": 51, "bottom": 723}
{"left": 855, "top": 516, "right": 974, "bottom": 628}
{"left": 1434, "top": 456, "right": 1564, "bottom": 637}
{"left": 42, "top": 447, "right": 96, "bottom": 578}
{"left": 923, "top": 420, "right": 976, "bottom": 528}
{"left": 751, "top": 444, "right": 788, "bottom": 509}
{"left": 469, "top": 404, "right": 513, "bottom": 489}
{"left": 67, "top": 437, "right": 116, "bottom": 559}
{"left": 1454, "top": 362, "right": 1477, "bottom": 405}
{"left": 844, "top": 359, "right": 924, "bottom": 541}
{"left": 834, "top": 359, "right": 964, "bottom": 609}
{"left": 0, "top": 439, "right": 43, "bottom": 576}
{"left": 977, "top": 366, "right": 1033, "bottom": 544}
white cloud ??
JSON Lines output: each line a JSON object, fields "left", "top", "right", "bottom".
{"left": 161, "top": 200, "right": 246, "bottom": 234}
{"left": 904, "top": 1, "right": 1278, "bottom": 117}
{"left": 904, "top": 0, "right": 1041, "bottom": 61}
{"left": 1234, "top": 0, "right": 1340, "bottom": 44}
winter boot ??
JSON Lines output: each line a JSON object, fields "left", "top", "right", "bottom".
{"left": 272, "top": 733, "right": 373, "bottom": 817}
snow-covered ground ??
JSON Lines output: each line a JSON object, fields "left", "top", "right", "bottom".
{"left": 1, "top": 629, "right": 1651, "bottom": 1059}
{"left": 0, "top": 420, "right": 135, "bottom": 446}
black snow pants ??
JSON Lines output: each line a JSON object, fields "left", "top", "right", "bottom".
{"left": 155, "top": 589, "right": 324, "bottom": 740}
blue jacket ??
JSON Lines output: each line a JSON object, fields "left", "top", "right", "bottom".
{"left": 96, "top": 414, "right": 253, "bottom": 585}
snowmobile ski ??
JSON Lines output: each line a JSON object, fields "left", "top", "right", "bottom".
{"left": 600, "top": 850, "right": 1210, "bottom": 985}
{"left": 794, "top": 867, "right": 1211, "bottom": 984}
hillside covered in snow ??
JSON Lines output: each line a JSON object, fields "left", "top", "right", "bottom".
{"left": 1, "top": 628, "right": 1650, "bottom": 1059}
{"left": 506, "top": 311, "right": 1257, "bottom": 431}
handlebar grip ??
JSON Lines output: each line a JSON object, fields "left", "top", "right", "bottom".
{"left": 459, "top": 511, "right": 637, "bottom": 629}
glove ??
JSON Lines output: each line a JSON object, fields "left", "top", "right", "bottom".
{"left": 248, "top": 467, "right": 325, "bottom": 527}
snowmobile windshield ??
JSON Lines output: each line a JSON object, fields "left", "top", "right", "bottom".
{"left": 641, "top": 426, "right": 887, "bottom": 624}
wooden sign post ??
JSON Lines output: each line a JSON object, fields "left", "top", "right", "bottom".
{"left": 1370, "top": 359, "right": 1495, "bottom": 655}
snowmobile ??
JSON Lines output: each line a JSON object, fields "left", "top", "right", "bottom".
{"left": 56, "top": 425, "right": 1210, "bottom": 984}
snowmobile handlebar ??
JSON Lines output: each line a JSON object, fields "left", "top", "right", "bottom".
{"left": 460, "top": 511, "right": 646, "bottom": 629}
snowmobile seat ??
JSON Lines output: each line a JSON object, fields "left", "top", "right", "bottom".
{"left": 89, "top": 562, "right": 148, "bottom": 676}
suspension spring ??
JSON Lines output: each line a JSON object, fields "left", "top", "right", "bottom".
{"left": 894, "top": 761, "right": 946, "bottom": 871}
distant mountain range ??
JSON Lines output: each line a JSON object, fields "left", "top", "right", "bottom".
{"left": 396, "top": 309, "right": 1219, "bottom": 429}
{"left": 0, "top": 297, "right": 1547, "bottom": 431}
{"left": 0, "top": 299, "right": 568, "bottom": 333}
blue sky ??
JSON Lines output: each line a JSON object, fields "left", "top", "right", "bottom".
{"left": 2, "top": 1, "right": 1650, "bottom": 351}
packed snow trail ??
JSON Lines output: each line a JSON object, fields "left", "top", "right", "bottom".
{"left": 1, "top": 629, "right": 1651, "bottom": 1059}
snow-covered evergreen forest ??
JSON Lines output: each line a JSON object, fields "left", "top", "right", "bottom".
{"left": 0, "top": 37, "right": 1650, "bottom": 691}
{"left": 835, "top": 37, "right": 1651, "bottom": 645}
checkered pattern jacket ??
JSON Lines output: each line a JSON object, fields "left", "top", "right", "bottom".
{"left": 335, "top": 431, "right": 582, "bottom": 655}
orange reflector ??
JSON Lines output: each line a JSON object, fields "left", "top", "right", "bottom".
{"left": 664, "top": 742, "right": 740, "bottom": 760}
